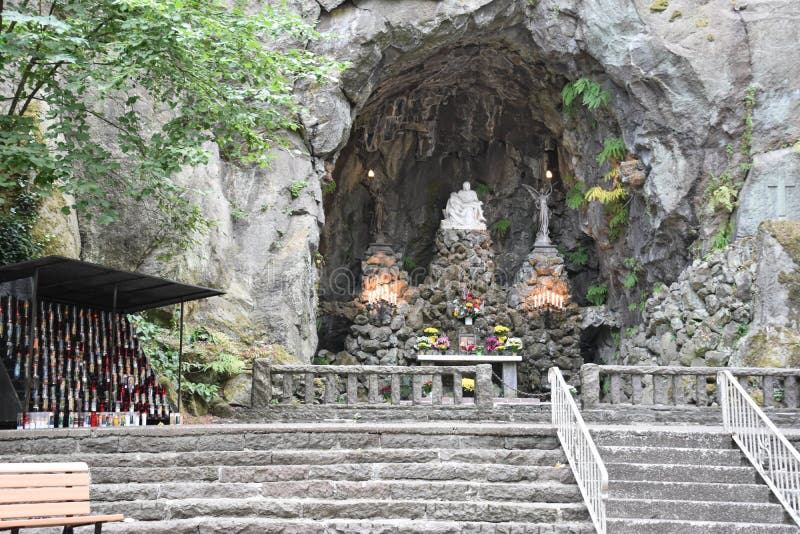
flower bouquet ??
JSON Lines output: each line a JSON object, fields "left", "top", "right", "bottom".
{"left": 434, "top": 336, "right": 451, "bottom": 354}
{"left": 506, "top": 337, "right": 523, "bottom": 353}
{"left": 415, "top": 336, "right": 432, "bottom": 352}
{"left": 484, "top": 335, "right": 500, "bottom": 353}
{"left": 452, "top": 293, "right": 484, "bottom": 325}
{"left": 493, "top": 324, "right": 510, "bottom": 344}
{"left": 460, "top": 341, "right": 476, "bottom": 353}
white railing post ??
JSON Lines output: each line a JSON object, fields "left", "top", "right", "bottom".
{"left": 549, "top": 367, "right": 607, "bottom": 534}
{"left": 717, "top": 370, "right": 800, "bottom": 525}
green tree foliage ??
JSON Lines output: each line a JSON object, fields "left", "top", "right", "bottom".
{"left": 561, "top": 78, "right": 610, "bottom": 113}
{"left": 0, "top": 0, "right": 341, "bottom": 261}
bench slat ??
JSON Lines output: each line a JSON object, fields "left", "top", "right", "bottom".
{"left": 0, "top": 501, "right": 90, "bottom": 519}
{"left": 0, "top": 473, "right": 88, "bottom": 489}
{"left": 0, "top": 513, "right": 124, "bottom": 529}
{"left": 0, "top": 463, "right": 88, "bottom": 474}
{"left": 0, "top": 487, "right": 88, "bottom": 505}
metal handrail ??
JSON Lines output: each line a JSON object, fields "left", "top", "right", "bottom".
{"left": 718, "top": 370, "right": 800, "bottom": 525}
{"left": 549, "top": 367, "right": 608, "bottom": 533}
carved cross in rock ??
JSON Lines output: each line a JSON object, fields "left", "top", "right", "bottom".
{"left": 767, "top": 174, "right": 797, "bottom": 219}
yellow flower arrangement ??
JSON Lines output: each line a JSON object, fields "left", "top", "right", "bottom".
{"left": 494, "top": 324, "right": 510, "bottom": 344}
{"left": 461, "top": 378, "right": 475, "bottom": 392}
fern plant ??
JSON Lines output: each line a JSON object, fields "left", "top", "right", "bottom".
{"left": 705, "top": 171, "right": 738, "bottom": 213}
{"left": 566, "top": 182, "right": 588, "bottom": 209}
{"left": 710, "top": 223, "right": 732, "bottom": 251}
{"left": 558, "top": 245, "right": 589, "bottom": 266}
{"left": 622, "top": 257, "right": 642, "bottom": 289}
{"left": 586, "top": 283, "right": 608, "bottom": 306}
{"left": 561, "top": 78, "right": 610, "bottom": 112}
{"left": 597, "top": 138, "right": 627, "bottom": 166}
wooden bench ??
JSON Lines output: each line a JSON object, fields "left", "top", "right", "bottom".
{"left": 0, "top": 462, "right": 123, "bottom": 533}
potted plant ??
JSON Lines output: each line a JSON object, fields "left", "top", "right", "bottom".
{"left": 434, "top": 336, "right": 451, "bottom": 354}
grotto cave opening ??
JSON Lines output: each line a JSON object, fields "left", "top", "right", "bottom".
{"left": 317, "top": 39, "right": 622, "bottom": 366}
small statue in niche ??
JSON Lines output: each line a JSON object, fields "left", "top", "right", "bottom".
{"left": 522, "top": 183, "right": 553, "bottom": 247}
{"left": 441, "top": 182, "right": 487, "bottom": 231}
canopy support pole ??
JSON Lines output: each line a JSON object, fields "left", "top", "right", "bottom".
{"left": 178, "top": 301, "right": 184, "bottom": 416}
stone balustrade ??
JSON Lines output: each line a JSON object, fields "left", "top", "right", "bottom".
{"left": 581, "top": 364, "right": 800, "bottom": 409}
{"left": 251, "top": 361, "right": 494, "bottom": 409}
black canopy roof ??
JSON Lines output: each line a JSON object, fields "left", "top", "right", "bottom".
{"left": 0, "top": 256, "right": 224, "bottom": 313}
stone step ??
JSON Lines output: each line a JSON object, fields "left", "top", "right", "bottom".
{"left": 607, "top": 497, "right": 789, "bottom": 524}
{"left": 599, "top": 445, "right": 745, "bottom": 466}
{"left": 89, "top": 462, "right": 576, "bottom": 484}
{"left": 609, "top": 480, "right": 773, "bottom": 503}
{"left": 0, "top": 447, "right": 566, "bottom": 468}
{"left": 0, "top": 423, "right": 560, "bottom": 454}
{"left": 90, "top": 498, "right": 590, "bottom": 524}
{"left": 80, "top": 517, "right": 597, "bottom": 534}
{"left": 92, "top": 479, "right": 582, "bottom": 503}
{"left": 607, "top": 517, "right": 799, "bottom": 534}
{"left": 606, "top": 462, "right": 758, "bottom": 484}
{"left": 592, "top": 427, "right": 733, "bottom": 449}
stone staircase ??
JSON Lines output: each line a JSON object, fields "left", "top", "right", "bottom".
{"left": 593, "top": 424, "right": 798, "bottom": 533}
{"left": 0, "top": 423, "right": 593, "bottom": 533}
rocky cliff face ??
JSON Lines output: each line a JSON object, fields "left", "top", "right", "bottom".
{"left": 67, "top": 0, "right": 798, "bottom": 361}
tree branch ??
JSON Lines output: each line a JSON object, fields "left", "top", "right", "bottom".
{"left": 18, "top": 59, "right": 62, "bottom": 115}
{"left": 7, "top": 57, "right": 35, "bottom": 115}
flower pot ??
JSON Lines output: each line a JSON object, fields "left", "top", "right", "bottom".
{"left": 465, "top": 317, "right": 473, "bottom": 326}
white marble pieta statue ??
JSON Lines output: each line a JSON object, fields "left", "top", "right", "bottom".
{"left": 441, "top": 182, "right": 487, "bottom": 231}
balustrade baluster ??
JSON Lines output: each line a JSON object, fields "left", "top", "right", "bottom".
{"left": 432, "top": 374, "right": 443, "bottom": 405}
{"left": 654, "top": 375, "right": 668, "bottom": 405}
{"left": 763, "top": 375, "right": 774, "bottom": 408}
{"left": 453, "top": 371, "right": 463, "bottom": 405}
{"left": 631, "top": 375, "right": 642, "bottom": 405}
{"left": 305, "top": 372, "right": 315, "bottom": 404}
{"left": 696, "top": 375, "right": 706, "bottom": 406}
{"left": 324, "top": 373, "right": 338, "bottom": 404}
{"left": 391, "top": 374, "right": 401, "bottom": 404}
{"left": 412, "top": 375, "right": 423, "bottom": 405}
{"left": 282, "top": 373, "right": 294, "bottom": 404}
{"left": 785, "top": 376, "right": 798, "bottom": 408}
{"left": 368, "top": 374, "right": 380, "bottom": 404}
{"left": 610, "top": 374, "right": 621, "bottom": 404}
{"left": 673, "top": 374, "right": 683, "bottom": 405}
{"left": 347, "top": 373, "right": 358, "bottom": 405}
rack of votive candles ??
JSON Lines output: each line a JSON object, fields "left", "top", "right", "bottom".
{"left": 17, "top": 410, "right": 178, "bottom": 429}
